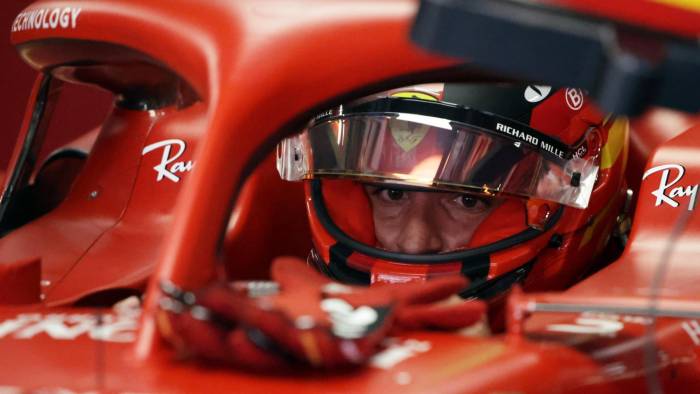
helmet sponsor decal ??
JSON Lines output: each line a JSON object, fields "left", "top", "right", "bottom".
{"left": 643, "top": 164, "right": 698, "bottom": 210}
{"left": 11, "top": 7, "right": 82, "bottom": 33}
{"left": 523, "top": 85, "right": 552, "bottom": 103}
{"left": 495, "top": 122, "right": 539, "bottom": 146}
{"left": 571, "top": 127, "right": 602, "bottom": 161}
{"left": 565, "top": 88, "right": 584, "bottom": 110}
{"left": 142, "top": 139, "right": 194, "bottom": 183}
{"left": 495, "top": 122, "right": 566, "bottom": 158}
{"left": 572, "top": 141, "right": 588, "bottom": 159}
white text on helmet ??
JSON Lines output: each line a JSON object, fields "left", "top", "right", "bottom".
{"left": 540, "top": 141, "right": 566, "bottom": 159}
{"left": 495, "top": 123, "right": 539, "bottom": 147}
{"left": 495, "top": 123, "right": 565, "bottom": 158}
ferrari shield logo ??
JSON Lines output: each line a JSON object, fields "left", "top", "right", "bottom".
{"left": 389, "top": 90, "right": 436, "bottom": 152}
{"left": 391, "top": 126, "right": 429, "bottom": 152}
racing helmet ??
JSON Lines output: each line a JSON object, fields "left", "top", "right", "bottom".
{"left": 277, "top": 83, "right": 628, "bottom": 299}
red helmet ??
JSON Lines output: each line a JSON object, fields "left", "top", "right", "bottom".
{"left": 277, "top": 83, "right": 628, "bottom": 300}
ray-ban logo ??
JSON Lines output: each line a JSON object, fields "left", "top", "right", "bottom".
{"left": 142, "top": 139, "right": 194, "bottom": 183}
{"left": 643, "top": 163, "right": 698, "bottom": 211}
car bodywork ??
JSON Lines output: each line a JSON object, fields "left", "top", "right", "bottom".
{"left": 0, "top": 0, "right": 699, "bottom": 392}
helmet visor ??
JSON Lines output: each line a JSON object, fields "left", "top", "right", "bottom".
{"left": 277, "top": 112, "right": 598, "bottom": 208}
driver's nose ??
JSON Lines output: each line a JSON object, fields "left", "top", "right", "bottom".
{"left": 395, "top": 194, "right": 444, "bottom": 254}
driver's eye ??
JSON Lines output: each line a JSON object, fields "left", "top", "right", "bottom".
{"left": 385, "top": 189, "right": 405, "bottom": 201}
{"left": 366, "top": 186, "right": 410, "bottom": 204}
{"left": 460, "top": 195, "right": 478, "bottom": 208}
{"left": 452, "top": 194, "right": 491, "bottom": 211}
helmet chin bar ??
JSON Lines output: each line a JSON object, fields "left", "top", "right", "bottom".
{"left": 308, "top": 245, "right": 535, "bottom": 300}
{"left": 310, "top": 179, "right": 563, "bottom": 264}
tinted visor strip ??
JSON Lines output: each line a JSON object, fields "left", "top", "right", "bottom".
{"left": 314, "top": 97, "right": 573, "bottom": 160}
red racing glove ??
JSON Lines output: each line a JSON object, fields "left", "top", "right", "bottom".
{"left": 157, "top": 257, "right": 485, "bottom": 370}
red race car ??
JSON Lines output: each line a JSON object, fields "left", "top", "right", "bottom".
{"left": 0, "top": 0, "right": 699, "bottom": 392}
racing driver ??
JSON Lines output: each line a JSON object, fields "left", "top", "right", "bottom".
{"left": 159, "top": 82, "right": 629, "bottom": 369}
{"left": 277, "top": 82, "right": 628, "bottom": 302}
